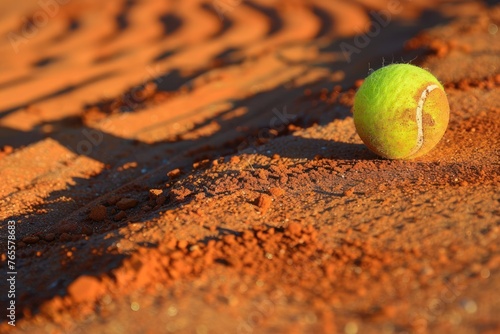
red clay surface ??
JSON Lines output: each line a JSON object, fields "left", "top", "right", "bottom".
{"left": 0, "top": 0, "right": 499, "bottom": 333}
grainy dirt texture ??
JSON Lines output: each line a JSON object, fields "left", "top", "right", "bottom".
{"left": 0, "top": 0, "right": 499, "bottom": 333}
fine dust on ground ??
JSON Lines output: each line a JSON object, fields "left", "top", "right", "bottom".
{"left": 0, "top": 0, "right": 499, "bottom": 333}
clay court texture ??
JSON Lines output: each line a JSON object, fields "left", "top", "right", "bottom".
{"left": 0, "top": 0, "right": 499, "bottom": 333}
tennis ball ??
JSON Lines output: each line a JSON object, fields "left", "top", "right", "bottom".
{"left": 353, "top": 64, "right": 449, "bottom": 159}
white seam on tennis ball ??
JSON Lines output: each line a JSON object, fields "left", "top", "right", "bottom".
{"left": 407, "top": 84, "right": 439, "bottom": 157}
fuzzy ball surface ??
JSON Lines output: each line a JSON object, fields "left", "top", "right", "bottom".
{"left": 353, "top": 64, "right": 450, "bottom": 159}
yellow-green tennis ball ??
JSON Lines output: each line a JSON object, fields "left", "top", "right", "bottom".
{"left": 353, "top": 64, "right": 449, "bottom": 159}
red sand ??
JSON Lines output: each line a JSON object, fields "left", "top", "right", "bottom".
{"left": 0, "top": 0, "right": 499, "bottom": 333}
